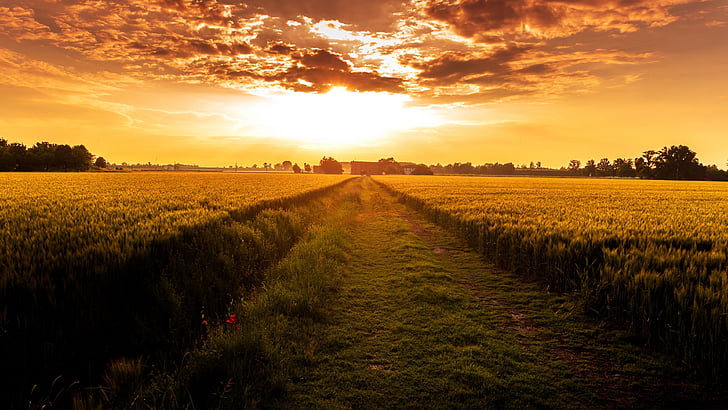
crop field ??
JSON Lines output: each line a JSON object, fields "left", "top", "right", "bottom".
{"left": 0, "top": 172, "right": 350, "bottom": 405}
{"left": 376, "top": 175, "right": 728, "bottom": 374}
{"left": 1, "top": 172, "right": 351, "bottom": 276}
{"left": 4, "top": 173, "right": 726, "bottom": 408}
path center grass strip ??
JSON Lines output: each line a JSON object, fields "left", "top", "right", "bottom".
{"left": 283, "top": 187, "right": 569, "bottom": 409}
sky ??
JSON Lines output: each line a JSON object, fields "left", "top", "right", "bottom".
{"left": 0, "top": 0, "right": 726, "bottom": 168}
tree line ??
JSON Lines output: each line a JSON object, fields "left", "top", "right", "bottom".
{"left": 351, "top": 144, "right": 726, "bottom": 181}
{"left": 566, "top": 145, "right": 728, "bottom": 181}
{"left": 0, "top": 138, "right": 104, "bottom": 172}
{"left": 429, "top": 162, "right": 516, "bottom": 175}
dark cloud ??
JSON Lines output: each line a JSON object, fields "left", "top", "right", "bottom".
{"left": 273, "top": 66, "right": 403, "bottom": 93}
{"left": 415, "top": 45, "right": 533, "bottom": 84}
{"left": 422, "top": 0, "right": 692, "bottom": 39}
{"left": 299, "top": 49, "right": 350, "bottom": 70}
{"left": 266, "top": 42, "right": 294, "bottom": 55}
{"left": 273, "top": 49, "right": 404, "bottom": 92}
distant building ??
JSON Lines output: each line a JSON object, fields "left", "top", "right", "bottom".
{"left": 350, "top": 161, "right": 384, "bottom": 175}
{"left": 399, "top": 162, "right": 417, "bottom": 175}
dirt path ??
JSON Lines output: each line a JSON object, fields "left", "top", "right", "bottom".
{"left": 283, "top": 177, "right": 725, "bottom": 409}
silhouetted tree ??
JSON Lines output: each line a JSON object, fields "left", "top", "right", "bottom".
{"left": 0, "top": 138, "right": 13, "bottom": 171}
{"left": 70, "top": 145, "right": 93, "bottom": 171}
{"left": 450, "top": 162, "right": 475, "bottom": 174}
{"left": 474, "top": 163, "right": 516, "bottom": 175}
{"left": 54, "top": 144, "right": 74, "bottom": 170}
{"left": 378, "top": 157, "right": 403, "bottom": 174}
{"left": 654, "top": 145, "right": 706, "bottom": 180}
{"left": 706, "top": 165, "right": 728, "bottom": 181}
{"left": 304, "top": 163, "right": 311, "bottom": 173}
{"left": 568, "top": 159, "right": 581, "bottom": 174}
{"left": 95, "top": 157, "right": 107, "bottom": 169}
{"left": 596, "top": 158, "right": 613, "bottom": 176}
{"left": 0, "top": 139, "right": 96, "bottom": 172}
{"left": 411, "top": 164, "right": 433, "bottom": 175}
{"left": 319, "top": 157, "right": 343, "bottom": 174}
{"left": 614, "top": 158, "right": 635, "bottom": 177}
{"left": 583, "top": 159, "right": 596, "bottom": 177}
{"left": 292, "top": 163, "right": 301, "bottom": 173}
{"left": 642, "top": 150, "right": 659, "bottom": 169}
{"left": 281, "top": 160, "right": 293, "bottom": 171}
{"left": 27, "top": 142, "right": 55, "bottom": 171}
{"left": 634, "top": 157, "right": 652, "bottom": 178}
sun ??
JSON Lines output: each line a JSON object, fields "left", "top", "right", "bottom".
{"left": 247, "top": 87, "right": 437, "bottom": 147}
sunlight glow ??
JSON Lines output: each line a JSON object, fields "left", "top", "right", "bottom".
{"left": 248, "top": 87, "right": 440, "bottom": 147}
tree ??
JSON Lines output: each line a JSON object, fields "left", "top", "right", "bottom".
{"left": 27, "top": 141, "right": 55, "bottom": 171}
{"left": 70, "top": 145, "right": 93, "bottom": 171}
{"left": 447, "top": 162, "right": 474, "bottom": 174}
{"left": 319, "top": 157, "right": 343, "bottom": 174}
{"left": 706, "top": 165, "right": 728, "bottom": 181}
{"left": 567, "top": 159, "right": 581, "bottom": 174}
{"left": 653, "top": 145, "right": 706, "bottom": 180}
{"left": 292, "top": 163, "right": 302, "bottom": 173}
{"left": 634, "top": 157, "right": 652, "bottom": 178}
{"left": 95, "top": 157, "right": 107, "bottom": 168}
{"left": 613, "top": 158, "right": 635, "bottom": 177}
{"left": 596, "top": 158, "right": 613, "bottom": 176}
{"left": 411, "top": 164, "right": 433, "bottom": 175}
{"left": 583, "top": 159, "right": 596, "bottom": 177}
{"left": 378, "top": 157, "right": 403, "bottom": 175}
{"left": 281, "top": 160, "right": 293, "bottom": 171}
{"left": 642, "top": 150, "right": 658, "bottom": 168}
{"left": 0, "top": 139, "right": 17, "bottom": 171}
{"left": 304, "top": 163, "right": 311, "bottom": 173}
{"left": 54, "top": 144, "right": 74, "bottom": 170}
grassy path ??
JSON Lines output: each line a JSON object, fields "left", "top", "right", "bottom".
{"left": 278, "top": 177, "right": 725, "bottom": 409}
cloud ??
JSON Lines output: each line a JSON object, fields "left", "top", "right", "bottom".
{"left": 419, "top": 0, "right": 694, "bottom": 39}
{"left": 0, "top": 0, "right": 709, "bottom": 105}
{"left": 415, "top": 44, "right": 534, "bottom": 84}
{"left": 243, "top": 0, "right": 407, "bottom": 31}
{"left": 272, "top": 49, "right": 404, "bottom": 92}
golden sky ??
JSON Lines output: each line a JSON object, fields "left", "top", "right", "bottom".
{"left": 1, "top": 0, "right": 726, "bottom": 167}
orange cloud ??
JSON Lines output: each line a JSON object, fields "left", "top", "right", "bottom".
{"left": 0, "top": 0, "right": 708, "bottom": 105}
{"left": 419, "top": 0, "right": 693, "bottom": 39}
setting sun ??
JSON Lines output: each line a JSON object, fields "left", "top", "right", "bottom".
{"left": 248, "top": 87, "right": 439, "bottom": 147}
